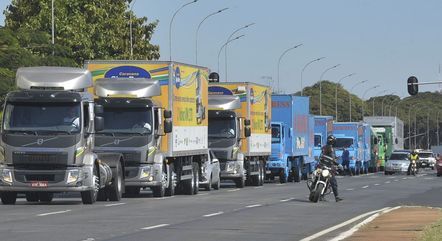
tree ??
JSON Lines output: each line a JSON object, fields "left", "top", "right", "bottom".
{"left": 4, "top": 0, "right": 160, "bottom": 65}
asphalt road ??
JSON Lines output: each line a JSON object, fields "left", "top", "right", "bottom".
{"left": 0, "top": 169, "right": 441, "bottom": 241}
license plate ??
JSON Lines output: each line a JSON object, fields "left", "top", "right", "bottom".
{"left": 30, "top": 181, "right": 48, "bottom": 188}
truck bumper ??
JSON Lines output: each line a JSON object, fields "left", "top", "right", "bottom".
{"left": 219, "top": 161, "right": 244, "bottom": 179}
{"left": 0, "top": 166, "right": 94, "bottom": 193}
{"left": 124, "top": 163, "right": 163, "bottom": 187}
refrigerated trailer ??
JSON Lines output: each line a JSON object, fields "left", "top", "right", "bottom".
{"left": 86, "top": 61, "right": 215, "bottom": 195}
{"left": 208, "top": 82, "right": 271, "bottom": 187}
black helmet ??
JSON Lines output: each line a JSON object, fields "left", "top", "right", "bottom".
{"left": 327, "top": 135, "right": 336, "bottom": 146}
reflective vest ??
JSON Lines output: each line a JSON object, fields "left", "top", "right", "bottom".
{"left": 410, "top": 153, "right": 419, "bottom": 161}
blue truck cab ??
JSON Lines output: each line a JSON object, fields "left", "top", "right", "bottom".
{"left": 313, "top": 116, "right": 334, "bottom": 162}
{"left": 267, "top": 95, "right": 313, "bottom": 183}
{"left": 332, "top": 122, "right": 364, "bottom": 175}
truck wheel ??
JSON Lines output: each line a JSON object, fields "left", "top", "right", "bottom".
{"left": 205, "top": 175, "right": 212, "bottom": 191}
{"left": 108, "top": 161, "right": 124, "bottom": 201}
{"left": 38, "top": 193, "right": 53, "bottom": 203}
{"left": 259, "top": 161, "right": 265, "bottom": 186}
{"left": 123, "top": 187, "right": 140, "bottom": 198}
{"left": 293, "top": 166, "right": 301, "bottom": 183}
{"left": 97, "top": 189, "right": 108, "bottom": 201}
{"left": 153, "top": 165, "right": 168, "bottom": 197}
{"left": 279, "top": 170, "right": 288, "bottom": 183}
{"left": 1, "top": 192, "right": 17, "bottom": 205}
{"left": 165, "top": 165, "right": 175, "bottom": 196}
{"left": 182, "top": 164, "right": 195, "bottom": 195}
{"left": 234, "top": 176, "right": 245, "bottom": 188}
{"left": 26, "top": 192, "right": 39, "bottom": 202}
{"left": 193, "top": 163, "right": 200, "bottom": 195}
{"left": 81, "top": 165, "right": 99, "bottom": 204}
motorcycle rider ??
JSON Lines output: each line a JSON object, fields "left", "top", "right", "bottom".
{"left": 320, "top": 135, "right": 343, "bottom": 202}
{"left": 408, "top": 149, "right": 419, "bottom": 175}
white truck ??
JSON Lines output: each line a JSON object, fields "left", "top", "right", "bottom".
{"left": 0, "top": 67, "right": 124, "bottom": 204}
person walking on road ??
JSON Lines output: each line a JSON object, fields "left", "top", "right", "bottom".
{"left": 342, "top": 147, "right": 351, "bottom": 176}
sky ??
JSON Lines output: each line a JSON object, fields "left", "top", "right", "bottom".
{"left": 1, "top": 0, "right": 442, "bottom": 99}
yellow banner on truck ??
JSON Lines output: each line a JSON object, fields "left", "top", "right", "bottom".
{"left": 208, "top": 82, "right": 272, "bottom": 156}
{"left": 85, "top": 60, "right": 209, "bottom": 157}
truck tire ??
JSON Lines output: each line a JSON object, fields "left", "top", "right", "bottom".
{"left": 81, "top": 165, "right": 99, "bottom": 204}
{"left": 1, "top": 192, "right": 17, "bottom": 205}
{"left": 26, "top": 192, "right": 39, "bottom": 202}
{"left": 123, "top": 187, "right": 140, "bottom": 198}
{"left": 259, "top": 161, "right": 265, "bottom": 186}
{"left": 193, "top": 163, "right": 200, "bottom": 195}
{"left": 108, "top": 161, "right": 124, "bottom": 201}
{"left": 152, "top": 165, "right": 168, "bottom": 197}
{"left": 38, "top": 193, "right": 53, "bottom": 203}
{"left": 234, "top": 176, "right": 245, "bottom": 188}
{"left": 182, "top": 164, "right": 195, "bottom": 195}
{"left": 293, "top": 166, "right": 302, "bottom": 183}
{"left": 97, "top": 189, "right": 108, "bottom": 201}
{"left": 165, "top": 165, "right": 175, "bottom": 196}
{"left": 312, "top": 183, "right": 324, "bottom": 203}
{"left": 279, "top": 170, "right": 288, "bottom": 183}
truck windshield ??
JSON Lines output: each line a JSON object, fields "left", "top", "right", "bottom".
{"left": 272, "top": 124, "right": 281, "bottom": 143}
{"left": 209, "top": 117, "right": 236, "bottom": 139}
{"left": 314, "top": 135, "right": 322, "bottom": 147}
{"left": 101, "top": 107, "right": 153, "bottom": 135}
{"left": 335, "top": 138, "right": 354, "bottom": 148}
{"left": 3, "top": 102, "right": 81, "bottom": 134}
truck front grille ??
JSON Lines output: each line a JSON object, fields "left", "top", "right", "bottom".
{"left": 14, "top": 170, "right": 66, "bottom": 183}
{"left": 123, "top": 152, "right": 142, "bottom": 167}
{"left": 13, "top": 152, "right": 68, "bottom": 167}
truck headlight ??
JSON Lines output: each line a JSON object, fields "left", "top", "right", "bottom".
{"left": 67, "top": 169, "right": 80, "bottom": 184}
{"left": 140, "top": 166, "right": 152, "bottom": 179}
{"left": 1, "top": 169, "right": 12, "bottom": 183}
{"left": 226, "top": 162, "right": 235, "bottom": 172}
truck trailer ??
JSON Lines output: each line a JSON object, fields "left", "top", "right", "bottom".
{"left": 332, "top": 122, "right": 365, "bottom": 175}
{"left": 86, "top": 61, "right": 215, "bottom": 196}
{"left": 268, "top": 95, "right": 314, "bottom": 183}
{"left": 208, "top": 81, "right": 271, "bottom": 187}
{"left": 0, "top": 67, "right": 124, "bottom": 204}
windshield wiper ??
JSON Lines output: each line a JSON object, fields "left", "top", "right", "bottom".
{"left": 6, "top": 130, "right": 39, "bottom": 136}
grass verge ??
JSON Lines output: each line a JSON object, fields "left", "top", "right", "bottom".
{"left": 418, "top": 214, "right": 442, "bottom": 241}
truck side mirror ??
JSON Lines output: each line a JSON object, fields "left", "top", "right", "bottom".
{"left": 164, "top": 110, "right": 172, "bottom": 119}
{"left": 244, "top": 119, "right": 251, "bottom": 126}
{"left": 244, "top": 127, "right": 251, "bottom": 137}
{"left": 164, "top": 120, "right": 172, "bottom": 134}
{"left": 94, "top": 116, "right": 104, "bottom": 132}
{"left": 94, "top": 104, "right": 104, "bottom": 116}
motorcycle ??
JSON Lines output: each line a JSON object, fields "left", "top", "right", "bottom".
{"left": 307, "top": 165, "right": 332, "bottom": 202}
{"left": 410, "top": 159, "right": 418, "bottom": 176}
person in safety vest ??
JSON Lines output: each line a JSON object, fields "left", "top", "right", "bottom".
{"left": 408, "top": 149, "right": 419, "bottom": 175}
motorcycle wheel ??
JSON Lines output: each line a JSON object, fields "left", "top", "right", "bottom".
{"left": 312, "top": 183, "right": 324, "bottom": 203}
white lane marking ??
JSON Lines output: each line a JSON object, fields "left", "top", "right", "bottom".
{"left": 387, "top": 176, "right": 395, "bottom": 179}
{"left": 227, "top": 189, "right": 240, "bottom": 192}
{"left": 345, "top": 188, "right": 354, "bottom": 191}
{"left": 197, "top": 193, "right": 209, "bottom": 196}
{"left": 254, "top": 186, "right": 263, "bottom": 189}
{"left": 394, "top": 179, "right": 399, "bottom": 182}
{"left": 362, "top": 185, "right": 369, "bottom": 189}
{"left": 374, "top": 183, "right": 380, "bottom": 186}
{"left": 105, "top": 203, "right": 126, "bottom": 207}
{"left": 276, "top": 183, "right": 286, "bottom": 186}
{"left": 245, "top": 204, "right": 262, "bottom": 208}
{"left": 299, "top": 207, "right": 391, "bottom": 241}
{"left": 280, "top": 198, "right": 294, "bottom": 202}
{"left": 153, "top": 197, "right": 174, "bottom": 200}
{"left": 203, "top": 211, "right": 224, "bottom": 217}
{"left": 141, "top": 224, "right": 170, "bottom": 230}
{"left": 328, "top": 206, "right": 401, "bottom": 241}
{"left": 81, "top": 238, "right": 95, "bottom": 241}
{"left": 385, "top": 181, "right": 391, "bottom": 184}
{"left": 402, "top": 177, "right": 407, "bottom": 180}
{"left": 37, "top": 210, "right": 71, "bottom": 217}
{"left": 424, "top": 177, "right": 434, "bottom": 180}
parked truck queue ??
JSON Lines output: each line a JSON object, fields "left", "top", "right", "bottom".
{"left": 0, "top": 61, "right": 406, "bottom": 205}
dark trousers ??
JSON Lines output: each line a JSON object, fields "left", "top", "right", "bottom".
{"left": 330, "top": 175, "right": 338, "bottom": 197}
{"left": 342, "top": 160, "right": 350, "bottom": 175}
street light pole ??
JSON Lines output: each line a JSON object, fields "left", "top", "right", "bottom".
{"left": 217, "top": 35, "right": 245, "bottom": 75}
{"left": 129, "top": 0, "right": 137, "bottom": 59}
{"left": 301, "top": 57, "right": 325, "bottom": 96}
{"left": 335, "top": 73, "right": 355, "bottom": 121}
{"left": 349, "top": 80, "right": 368, "bottom": 121}
{"left": 225, "top": 23, "right": 255, "bottom": 81}
{"left": 169, "top": 0, "right": 198, "bottom": 61}
{"left": 319, "top": 64, "right": 340, "bottom": 115}
{"left": 437, "top": 111, "right": 440, "bottom": 146}
{"left": 51, "top": 0, "right": 55, "bottom": 55}
{"left": 277, "top": 44, "right": 303, "bottom": 94}
{"left": 361, "top": 85, "right": 380, "bottom": 118}
{"left": 381, "top": 92, "right": 396, "bottom": 116}
{"left": 195, "top": 8, "right": 229, "bottom": 65}
{"left": 372, "top": 90, "right": 387, "bottom": 116}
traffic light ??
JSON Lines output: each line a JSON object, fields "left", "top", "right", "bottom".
{"left": 407, "top": 76, "right": 418, "bottom": 95}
